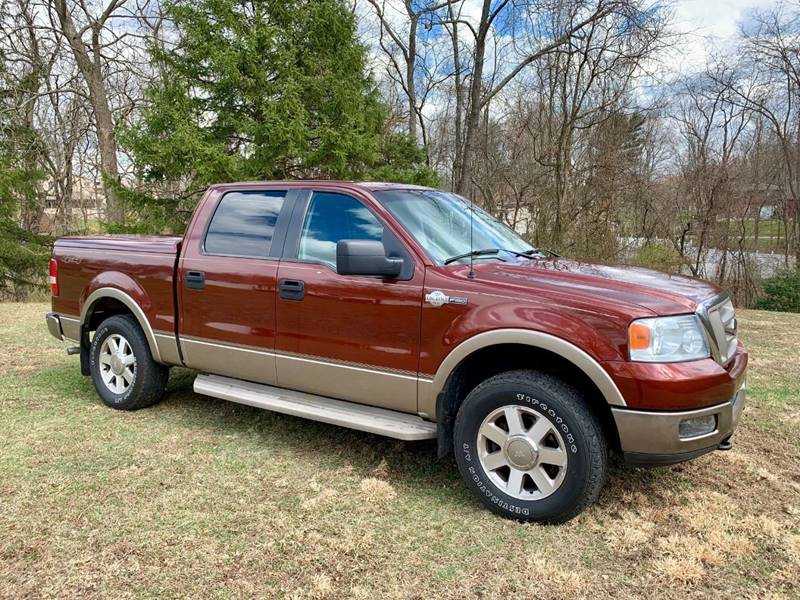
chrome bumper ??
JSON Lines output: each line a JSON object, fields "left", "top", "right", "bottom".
{"left": 613, "top": 383, "right": 746, "bottom": 465}
{"left": 46, "top": 312, "right": 64, "bottom": 340}
{"left": 46, "top": 312, "right": 81, "bottom": 342}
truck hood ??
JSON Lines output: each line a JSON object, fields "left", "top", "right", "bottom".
{"left": 474, "top": 258, "right": 722, "bottom": 316}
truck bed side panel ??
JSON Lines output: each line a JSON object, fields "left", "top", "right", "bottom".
{"left": 52, "top": 242, "right": 178, "bottom": 337}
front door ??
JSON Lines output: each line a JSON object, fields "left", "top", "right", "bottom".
{"left": 178, "top": 187, "right": 295, "bottom": 384}
{"left": 275, "top": 189, "right": 424, "bottom": 413}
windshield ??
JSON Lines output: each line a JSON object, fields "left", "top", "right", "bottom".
{"left": 373, "top": 189, "right": 535, "bottom": 264}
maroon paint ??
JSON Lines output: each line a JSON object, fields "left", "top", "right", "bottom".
{"left": 177, "top": 187, "right": 280, "bottom": 352}
{"left": 51, "top": 181, "right": 748, "bottom": 412}
{"left": 52, "top": 236, "right": 179, "bottom": 334}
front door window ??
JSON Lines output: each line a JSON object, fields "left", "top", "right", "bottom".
{"left": 298, "top": 191, "right": 384, "bottom": 268}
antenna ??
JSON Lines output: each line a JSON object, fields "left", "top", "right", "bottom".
{"left": 468, "top": 194, "right": 476, "bottom": 279}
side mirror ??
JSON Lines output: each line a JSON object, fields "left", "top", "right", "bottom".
{"left": 336, "top": 240, "right": 403, "bottom": 278}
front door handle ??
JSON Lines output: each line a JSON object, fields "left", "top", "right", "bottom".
{"left": 185, "top": 270, "right": 205, "bottom": 290}
{"left": 279, "top": 278, "right": 305, "bottom": 301}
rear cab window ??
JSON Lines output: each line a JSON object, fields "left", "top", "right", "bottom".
{"left": 204, "top": 190, "right": 286, "bottom": 258}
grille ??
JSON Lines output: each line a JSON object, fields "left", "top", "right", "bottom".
{"left": 696, "top": 294, "right": 738, "bottom": 365}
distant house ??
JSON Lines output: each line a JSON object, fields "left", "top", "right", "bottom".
{"left": 759, "top": 205, "right": 776, "bottom": 220}
{"left": 38, "top": 177, "right": 105, "bottom": 235}
{"left": 738, "top": 182, "right": 783, "bottom": 220}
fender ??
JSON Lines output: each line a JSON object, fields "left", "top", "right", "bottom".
{"left": 80, "top": 287, "right": 163, "bottom": 363}
{"left": 418, "top": 328, "right": 627, "bottom": 418}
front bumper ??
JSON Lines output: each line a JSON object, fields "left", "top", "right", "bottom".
{"left": 613, "top": 381, "right": 746, "bottom": 465}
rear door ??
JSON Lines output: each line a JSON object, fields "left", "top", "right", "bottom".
{"left": 274, "top": 188, "right": 424, "bottom": 413}
{"left": 178, "top": 187, "right": 297, "bottom": 384}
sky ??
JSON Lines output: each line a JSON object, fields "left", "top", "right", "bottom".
{"left": 358, "top": 0, "right": 786, "bottom": 82}
{"left": 355, "top": 0, "right": 788, "bottom": 121}
{"left": 670, "top": 0, "right": 782, "bottom": 73}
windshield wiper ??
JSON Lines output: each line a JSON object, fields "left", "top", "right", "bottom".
{"left": 444, "top": 248, "right": 545, "bottom": 265}
{"left": 444, "top": 248, "right": 504, "bottom": 265}
{"left": 529, "top": 248, "right": 560, "bottom": 258}
{"left": 519, "top": 249, "right": 550, "bottom": 259}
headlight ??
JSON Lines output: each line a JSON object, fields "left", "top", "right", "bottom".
{"left": 628, "top": 315, "right": 710, "bottom": 362}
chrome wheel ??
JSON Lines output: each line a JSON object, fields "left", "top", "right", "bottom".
{"left": 98, "top": 333, "right": 136, "bottom": 395}
{"left": 477, "top": 405, "right": 568, "bottom": 500}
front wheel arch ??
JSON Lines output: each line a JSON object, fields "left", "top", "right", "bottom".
{"left": 433, "top": 342, "right": 621, "bottom": 458}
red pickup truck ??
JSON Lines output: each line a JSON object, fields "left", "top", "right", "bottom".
{"left": 46, "top": 181, "right": 747, "bottom": 522}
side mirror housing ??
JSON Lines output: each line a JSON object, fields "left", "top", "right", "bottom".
{"left": 336, "top": 240, "right": 403, "bottom": 278}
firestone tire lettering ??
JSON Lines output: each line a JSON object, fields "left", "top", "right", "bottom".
{"left": 453, "top": 369, "right": 608, "bottom": 524}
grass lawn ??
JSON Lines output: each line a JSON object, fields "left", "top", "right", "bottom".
{"left": 1, "top": 303, "right": 798, "bottom": 599}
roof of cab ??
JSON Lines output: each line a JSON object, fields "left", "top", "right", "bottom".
{"left": 207, "top": 180, "right": 438, "bottom": 193}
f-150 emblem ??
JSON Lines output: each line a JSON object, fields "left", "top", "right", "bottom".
{"left": 425, "top": 290, "right": 467, "bottom": 307}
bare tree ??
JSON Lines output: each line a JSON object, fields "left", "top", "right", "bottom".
{"left": 447, "top": 0, "right": 648, "bottom": 196}
{"left": 365, "top": 0, "right": 450, "bottom": 147}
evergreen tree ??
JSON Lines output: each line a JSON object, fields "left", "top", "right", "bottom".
{"left": 0, "top": 67, "right": 50, "bottom": 298}
{"left": 121, "top": 0, "right": 436, "bottom": 232}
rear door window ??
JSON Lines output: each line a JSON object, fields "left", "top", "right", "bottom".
{"left": 204, "top": 191, "right": 286, "bottom": 257}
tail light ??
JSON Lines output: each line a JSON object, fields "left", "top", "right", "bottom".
{"left": 49, "top": 258, "right": 59, "bottom": 296}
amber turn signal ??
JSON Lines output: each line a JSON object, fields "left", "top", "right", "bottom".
{"left": 628, "top": 322, "right": 651, "bottom": 350}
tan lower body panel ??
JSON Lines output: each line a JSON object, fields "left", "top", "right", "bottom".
{"left": 181, "top": 337, "right": 278, "bottom": 385}
{"left": 154, "top": 332, "right": 182, "bottom": 366}
{"left": 612, "top": 383, "right": 746, "bottom": 456}
{"left": 177, "top": 336, "right": 418, "bottom": 414}
{"left": 275, "top": 353, "right": 417, "bottom": 413}
{"left": 194, "top": 374, "right": 436, "bottom": 441}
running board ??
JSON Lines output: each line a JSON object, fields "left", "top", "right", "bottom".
{"left": 193, "top": 374, "right": 437, "bottom": 441}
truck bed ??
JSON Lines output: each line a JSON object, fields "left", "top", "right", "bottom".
{"left": 55, "top": 235, "right": 182, "bottom": 254}
{"left": 51, "top": 235, "right": 182, "bottom": 335}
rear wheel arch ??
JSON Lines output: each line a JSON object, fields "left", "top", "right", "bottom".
{"left": 80, "top": 287, "right": 163, "bottom": 363}
{"left": 427, "top": 330, "right": 625, "bottom": 458}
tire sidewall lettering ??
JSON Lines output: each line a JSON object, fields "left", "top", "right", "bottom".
{"left": 463, "top": 461, "right": 531, "bottom": 516}
{"left": 515, "top": 392, "right": 579, "bottom": 454}
{"left": 91, "top": 325, "right": 136, "bottom": 404}
{"left": 459, "top": 391, "right": 582, "bottom": 518}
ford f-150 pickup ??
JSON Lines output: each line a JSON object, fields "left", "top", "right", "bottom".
{"left": 46, "top": 181, "right": 748, "bottom": 522}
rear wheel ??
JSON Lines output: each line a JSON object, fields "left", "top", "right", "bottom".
{"left": 90, "top": 315, "right": 169, "bottom": 410}
{"left": 454, "top": 369, "right": 607, "bottom": 523}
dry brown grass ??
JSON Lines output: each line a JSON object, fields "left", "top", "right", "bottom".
{"left": 1, "top": 304, "right": 798, "bottom": 599}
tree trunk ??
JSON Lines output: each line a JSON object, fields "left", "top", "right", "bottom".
{"left": 456, "top": 8, "right": 488, "bottom": 196}
{"left": 407, "top": 16, "right": 418, "bottom": 142}
{"left": 53, "top": 1, "right": 121, "bottom": 223}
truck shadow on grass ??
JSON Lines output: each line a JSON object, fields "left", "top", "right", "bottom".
{"left": 160, "top": 368, "right": 685, "bottom": 514}
{"left": 37, "top": 363, "right": 687, "bottom": 517}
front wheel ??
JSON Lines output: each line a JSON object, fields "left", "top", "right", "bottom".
{"left": 454, "top": 370, "right": 607, "bottom": 523}
{"left": 90, "top": 314, "right": 169, "bottom": 410}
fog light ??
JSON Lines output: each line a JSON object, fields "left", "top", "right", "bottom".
{"left": 679, "top": 414, "right": 717, "bottom": 439}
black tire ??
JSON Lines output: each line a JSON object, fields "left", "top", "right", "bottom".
{"left": 454, "top": 369, "right": 607, "bottom": 523}
{"left": 89, "top": 314, "right": 169, "bottom": 410}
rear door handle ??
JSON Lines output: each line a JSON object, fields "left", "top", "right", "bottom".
{"left": 185, "top": 271, "right": 205, "bottom": 290}
{"left": 279, "top": 278, "right": 304, "bottom": 301}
